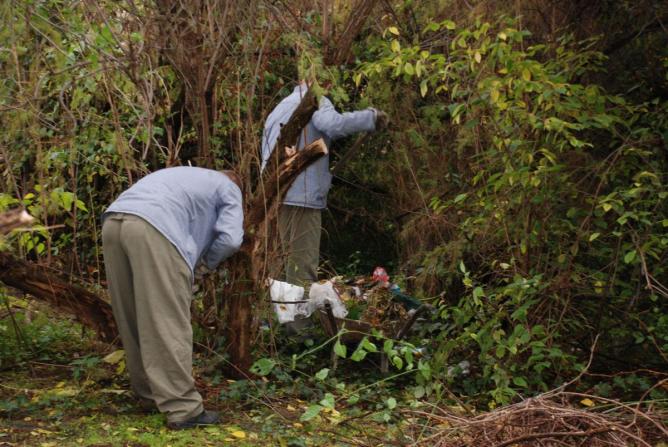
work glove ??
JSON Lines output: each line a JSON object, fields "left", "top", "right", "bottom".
{"left": 373, "top": 109, "right": 389, "bottom": 131}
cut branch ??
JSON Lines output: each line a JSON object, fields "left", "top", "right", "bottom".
{"left": 0, "top": 252, "right": 118, "bottom": 343}
{"left": 262, "top": 88, "right": 318, "bottom": 177}
{"left": 248, "top": 138, "right": 328, "bottom": 228}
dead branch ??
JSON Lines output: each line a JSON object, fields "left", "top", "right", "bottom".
{"left": 325, "top": 0, "right": 380, "bottom": 66}
{"left": 0, "top": 252, "right": 118, "bottom": 343}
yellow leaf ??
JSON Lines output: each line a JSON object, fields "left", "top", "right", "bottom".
{"left": 391, "top": 40, "right": 400, "bottom": 53}
{"left": 293, "top": 422, "right": 303, "bottom": 429}
{"left": 498, "top": 32, "right": 507, "bottom": 41}
{"left": 103, "top": 349, "right": 125, "bottom": 364}
{"left": 580, "top": 398, "right": 595, "bottom": 407}
{"left": 231, "top": 430, "right": 246, "bottom": 439}
{"left": 474, "top": 51, "right": 481, "bottom": 63}
{"left": 490, "top": 89, "right": 500, "bottom": 103}
{"left": 388, "top": 26, "right": 400, "bottom": 36}
{"left": 522, "top": 68, "right": 531, "bottom": 81}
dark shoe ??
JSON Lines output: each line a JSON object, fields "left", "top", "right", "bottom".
{"left": 167, "top": 410, "right": 219, "bottom": 430}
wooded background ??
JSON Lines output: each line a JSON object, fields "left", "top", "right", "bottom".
{"left": 1, "top": 0, "right": 667, "bottom": 403}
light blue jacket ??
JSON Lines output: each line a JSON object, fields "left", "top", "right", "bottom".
{"left": 103, "top": 167, "right": 244, "bottom": 273}
{"left": 261, "top": 85, "right": 377, "bottom": 209}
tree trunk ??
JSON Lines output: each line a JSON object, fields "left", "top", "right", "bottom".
{"left": 0, "top": 252, "right": 118, "bottom": 343}
{"left": 224, "top": 138, "right": 328, "bottom": 376}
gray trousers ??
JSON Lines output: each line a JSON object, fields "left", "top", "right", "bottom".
{"left": 102, "top": 213, "right": 202, "bottom": 423}
{"left": 278, "top": 205, "right": 321, "bottom": 288}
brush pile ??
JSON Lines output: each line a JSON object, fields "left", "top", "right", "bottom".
{"left": 405, "top": 389, "right": 668, "bottom": 447}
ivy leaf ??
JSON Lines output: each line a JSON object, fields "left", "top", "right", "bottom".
{"left": 250, "top": 358, "right": 276, "bottom": 376}
{"left": 300, "top": 404, "right": 322, "bottom": 421}
{"left": 334, "top": 340, "right": 347, "bottom": 358}
{"left": 319, "top": 393, "right": 335, "bottom": 409}
{"left": 315, "top": 368, "right": 329, "bottom": 381}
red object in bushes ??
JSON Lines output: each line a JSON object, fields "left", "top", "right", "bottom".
{"left": 372, "top": 266, "right": 390, "bottom": 284}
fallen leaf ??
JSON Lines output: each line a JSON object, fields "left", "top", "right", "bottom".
{"left": 580, "top": 398, "right": 595, "bottom": 407}
{"left": 231, "top": 430, "right": 246, "bottom": 439}
{"left": 103, "top": 350, "right": 125, "bottom": 364}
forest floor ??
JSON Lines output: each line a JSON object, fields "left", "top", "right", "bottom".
{"left": 2, "top": 301, "right": 667, "bottom": 447}
{"left": 0, "top": 363, "right": 402, "bottom": 447}
{"left": 0, "top": 304, "right": 409, "bottom": 447}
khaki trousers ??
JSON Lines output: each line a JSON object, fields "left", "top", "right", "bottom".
{"left": 278, "top": 205, "right": 321, "bottom": 288}
{"left": 102, "top": 213, "right": 202, "bottom": 423}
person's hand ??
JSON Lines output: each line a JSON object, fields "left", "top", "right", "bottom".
{"left": 373, "top": 109, "right": 389, "bottom": 131}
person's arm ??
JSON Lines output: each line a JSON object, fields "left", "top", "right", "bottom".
{"left": 311, "top": 96, "right": 377, "bottom": 140}
{"left": 201, "top": 184, "right": 244, "bottom": 270}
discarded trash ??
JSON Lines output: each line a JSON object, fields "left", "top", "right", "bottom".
{"left": 372, "top": 266, "right": 390, "bottom": 284}
{"left": 309, "top": 281, "right": 348, "bottom": 319}
{"left": 269, "top": 279, "right": 305, "bottom": 324}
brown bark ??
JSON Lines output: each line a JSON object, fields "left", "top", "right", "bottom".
{"left": 0, "top": 209, "right": 34, "bottom": 235}
{"left": 0, "top": 252, "right": 118, "bottom": 343}
{"left": 224, "top": 138, "right": 328, "bottom": 376}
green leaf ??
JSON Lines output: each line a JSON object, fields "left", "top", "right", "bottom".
{"left": 589, "top": 232, "right": 600, "bottom": 242}
{"left": 623, "top": 250, "right": 637, "bottom": 264}
{"left": 413, "top": 385, "right": 425, "bottom": 399}
{"left": 442, "top": 20, "right": 456, "bottom": 30}
{"left": 386, "top": 397, "right": 397, "bottom": 410}
{"left": 300, "top": 404, "right": 322, "bottom": 421}
{"left": 250, "top": 358, "right": 276, "bottom": 376}
{"left": 319, "top": 393, "right": 335, "bottom": 409}
{"left": 315, "top": 368, "right": 329, "bottom": 381}
{"left": 334, "top": 340, "right": 347, "bottom": 358}
{"left": 362, "top": 338, "right": 378, "bottom": 352}
{"left": 420, "top": 80, "right": 428, "bottom": 97}
{"left": 512, "top": 376, "right": 528, "bottom": 388}
{"left": 351, "top": 347, "right": 367, "bottom": 361}
{"left": 454, "top": 193, "right": 468, "bottom": 203}
{"left": 404, "top": 62, "right": 414, "bottom": 75}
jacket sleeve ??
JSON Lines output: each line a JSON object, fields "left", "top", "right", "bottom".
{"left": 201, "top": 184, "right": 244, "bottom": 269}
{"left": 311, "top": 97, "right": 376, "bottom": 140}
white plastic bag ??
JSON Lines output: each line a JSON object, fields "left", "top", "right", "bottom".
{"left": 269, "top": 279, "right": 305, "bottom": 324}
{"left": 308, "top": 281, "right": 348, "bottom": 319}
